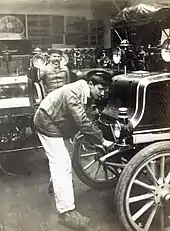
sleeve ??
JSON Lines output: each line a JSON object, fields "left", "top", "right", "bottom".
{"left": 65, "top": 89, "right": 104, "bottom": 145}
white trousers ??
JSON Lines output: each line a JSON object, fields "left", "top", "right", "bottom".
{"left": 38, "top": 133, "right": 75, "bottom": 213}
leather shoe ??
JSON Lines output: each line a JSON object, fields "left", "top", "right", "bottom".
{"left": 58, "top": 209, "right": 91, "bottom": 230}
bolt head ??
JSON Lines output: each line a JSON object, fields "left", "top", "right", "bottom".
{"left": 164, "top": 194, "right": 170, "bottom": 201}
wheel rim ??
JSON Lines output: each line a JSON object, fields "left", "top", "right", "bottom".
{"left": 125, "top": 152, "right": 170, "bottom": 231}
{"left": 78, "top": 142, "right": 118, "bottom": 183}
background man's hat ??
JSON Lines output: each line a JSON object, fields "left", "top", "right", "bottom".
{"left": 48, "top": 49, "right": 62, "bottom": 56}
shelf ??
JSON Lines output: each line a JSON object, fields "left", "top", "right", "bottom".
{"left": 0, "top": 14, "right": 104, "bottom": 48}
{"left": 51, "top": 16, "right": 64, "bottom": 33}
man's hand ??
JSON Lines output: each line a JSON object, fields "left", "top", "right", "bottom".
{"left": 102, "top": 139, "right": 113, "bottom": 147}
{"left": 102, "top": 139, "right": 115, "bottom": 153}
{"left": 95, "top": 139, "right": 114, "bottom": 153}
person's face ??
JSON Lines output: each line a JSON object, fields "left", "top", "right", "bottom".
{"left": 50, "top": 53, "right": 61, "bottom": 65}
{"left": 89, "top": 81, "right": 108, "bottom": 100}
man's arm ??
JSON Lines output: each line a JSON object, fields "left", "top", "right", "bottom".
{"left": 65, "top": 90, "right": 104, "bottom": 145}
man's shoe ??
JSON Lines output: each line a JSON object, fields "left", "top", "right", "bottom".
{"left": 58, "top": 209, "right": 91, "bottom": 230}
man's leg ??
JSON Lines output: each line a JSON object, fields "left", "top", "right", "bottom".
{"left": 37, "top": 132, "right": 90, "bottom": 230}
{"left": 38, "top": 132, "right": 75, "bottom": 213}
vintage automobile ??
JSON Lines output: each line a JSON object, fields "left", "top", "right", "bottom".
{"left": 72, "top": 4, "right": 170, "bottom": 231}
{"left": 0, "top": 33, "right": 38, "bottom": 153}
{"left": 1, "top": 6, "right": 170, "bottom": 231}
{"left": 0, "top": 34, "right": 72, "bottom": 157}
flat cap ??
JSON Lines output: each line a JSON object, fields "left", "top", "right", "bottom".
{"left": 86, "top": 69, "right": 112, "bottom": 80}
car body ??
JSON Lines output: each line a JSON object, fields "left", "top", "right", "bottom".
{"left": 72, "top": 5, "right": 170, "bottom": 231}
{"left": 99, "top": 4, "right": 170, "bottom": 146}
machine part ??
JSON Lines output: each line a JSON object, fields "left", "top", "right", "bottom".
{"left": 115, "top": 141, "right": 170, "bottom": 231}
{"left": 161, "top": 38, "right": 170, "bottom": 62}
{"left": 113, "top": 107, "right": 133, "bottom": 144}
{"left": 72, "top": 134, "right": 129, "bottom": 189}
{"left": 0, "top": 114, "right": 28, "bottom": 151}
{"left": 112, "top": 47, "right": 122, "bottom": 64}
{"left": 114, "top": 121, "right": 121, "bottom": 138}
{"left": 32, "top": 53, "right": 47, "bottom": 69}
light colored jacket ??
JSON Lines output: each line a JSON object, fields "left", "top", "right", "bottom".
{"left": 34, "top": 80, "right": 104, "bottom": 144}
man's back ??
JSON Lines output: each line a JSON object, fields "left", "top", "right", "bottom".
{"left": 34, "top": 80, "right": 90, "bottom": 138}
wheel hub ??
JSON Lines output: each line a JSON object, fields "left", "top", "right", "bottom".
{"left": 154, "top": 183, "right": 170, "bottom": 205}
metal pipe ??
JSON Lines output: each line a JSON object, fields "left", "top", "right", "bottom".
{"left": 100, "top": 146, "right": 131, "bottom": 162}
{"left": 105, "top": 162, "right": 126, "bottom": 168}
{"left": 0, "top": 145, "right": 43, "bottom": 155}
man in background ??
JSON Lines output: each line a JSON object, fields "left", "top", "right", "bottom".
{"left": 40, "top": 49, "right": 70, "bottom": 94}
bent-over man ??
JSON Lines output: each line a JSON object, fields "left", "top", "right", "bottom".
{"left": 34, "top": 70, "right": 113, "bottom": 230}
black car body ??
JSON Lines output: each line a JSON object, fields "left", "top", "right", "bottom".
{"left": 101, "top": 4, "right": 170, "bottom": 145}
{"left": 72, "top": 5, "right": 170, "bottom": 231}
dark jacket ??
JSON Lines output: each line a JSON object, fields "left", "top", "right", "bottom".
{"left": 34, "top": 80, "right": 104, "bottom": 145}
{"left": 40, "top": 63, "right": 68, "bottom": 94}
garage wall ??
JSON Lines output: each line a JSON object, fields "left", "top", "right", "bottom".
{"left": 0, "top": 3, "right": 93, "bottom": 17}
{"left": 0, "top": 3, "right": 104, "bottom": 49}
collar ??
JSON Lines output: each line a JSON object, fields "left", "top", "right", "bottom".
{"left": 79, "top": 80, "right": 90, "bottom": 105}
{"left": 49, "top": 62, "right": 60, "bottom": 69}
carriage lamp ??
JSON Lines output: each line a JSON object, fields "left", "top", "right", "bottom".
{"left": 114, "top": 121, "right": 121, "bottom": 138}
{"left": 32, "top": 53, "right": 47, "bottom": 69}
{"left": 112, "top": 47, "right": 122, "bottom": 64}
{"left": 113, "top": 107, "right": 133, "bottom": 144}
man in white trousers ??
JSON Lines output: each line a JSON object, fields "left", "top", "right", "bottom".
{"left": 34, "top": 70, "right": 113, "bottom": 230}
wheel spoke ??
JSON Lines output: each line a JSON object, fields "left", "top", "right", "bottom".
{"left": 144, "top": 205, "right": 157, "bottom": 231}
{"left": 149, "top": 161, "right": 157, "bottom": 177}
{"left": 132, "top": 200, "right": 154, "bottom": 221}
{"left": 129, "top": 193, "right": 154, "bottom": 204}
{"left": 84, "top": 159, "right": 96, "bottom": 170}
{"left": 134, "top": 179, "right": 156, "bottom": 191}
{"left": 159, "top": 156, "right": 165, "bottom": 184}
{"left": 81, "top": 152, "right": 97, "bottom": 157}
{"left": 104, "top": 165, "right": 118, "bottom": 175}
{"left": 103, "top": 166, "right": 109, "bottom": 180}
{"left": 165, "top": 171, "right": 170, "bottom": 183}
{"left": 94, "top": 162, "right": 101, "bottom": 179}
{"left": 146, "top": 164, "right": 159, "bottom": 186}
{"left": 160, "top": 207, "right": 165, "bottom": 231}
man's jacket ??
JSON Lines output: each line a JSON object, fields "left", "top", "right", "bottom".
{"left": 34, "top": 80, "right": 104, "bottom": 145}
